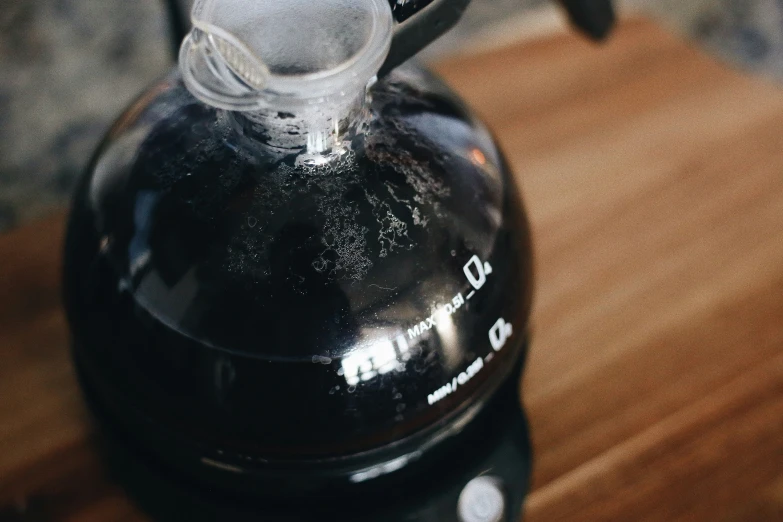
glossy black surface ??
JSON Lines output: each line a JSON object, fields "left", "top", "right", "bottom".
{"left": 84, "top": 357, "right": 531, "bottom": 521}
{"left": 64, "top": 65, "right": 533, "bottom": 487}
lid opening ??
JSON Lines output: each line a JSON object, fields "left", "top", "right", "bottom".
{"left": 180, "top": 0, "right": 393, "bottom": 111}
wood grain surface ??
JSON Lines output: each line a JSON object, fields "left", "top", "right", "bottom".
{"left": 2, "top": 18, "right": 783, "bottom": 521}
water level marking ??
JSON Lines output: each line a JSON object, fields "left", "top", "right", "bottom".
{"left": 427, "top": 356, "right": 485, "bottom": 405}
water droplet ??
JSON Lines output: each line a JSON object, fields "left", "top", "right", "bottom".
{"left": 311, "top": 355, "right": 332, "bottom": 364}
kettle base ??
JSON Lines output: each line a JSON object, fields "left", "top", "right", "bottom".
{"left": 74, "top": 346, "right": 533, "bottom": 522}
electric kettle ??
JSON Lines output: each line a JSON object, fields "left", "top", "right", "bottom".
{"left": 64, "top": 0, "right": 612, "bottom": 519}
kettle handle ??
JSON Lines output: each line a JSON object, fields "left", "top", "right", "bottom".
{"left": 378, "top": 0, "right": 616, "bottom": 78}
{"left": 379, "top": 0, "right": 472, "bottom": 77}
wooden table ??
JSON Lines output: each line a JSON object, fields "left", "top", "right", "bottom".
{"left": 2, "top": 18, "right": 783, "bottom": 521}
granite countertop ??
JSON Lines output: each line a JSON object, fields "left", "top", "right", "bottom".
{"left": 1, "top": 0, "right": 783, "bottom": 233}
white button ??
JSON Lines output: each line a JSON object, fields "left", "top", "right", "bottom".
{"left": 457, "top": 476, "right": 506, "bottom": 522}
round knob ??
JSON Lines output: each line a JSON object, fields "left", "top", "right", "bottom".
{"left": 457, "top": 475, "right": 506, "bottom": 522}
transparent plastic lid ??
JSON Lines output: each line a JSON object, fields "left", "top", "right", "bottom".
{"left": 180, "top": 0, "right": 393, "bottom": 111}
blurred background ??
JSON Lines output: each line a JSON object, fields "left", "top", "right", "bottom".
{"left": 2, "top": 0, "right": 783, "bottom": 232}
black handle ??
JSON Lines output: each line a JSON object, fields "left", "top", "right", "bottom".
{"left": 379, "top": 0, "right": 615, "bottom": 77}
{"left": 379, "top": 0, "right": 472, "bottom": 77}
{"left": 559, "top": 0, "right": 615, "bottom": 40}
